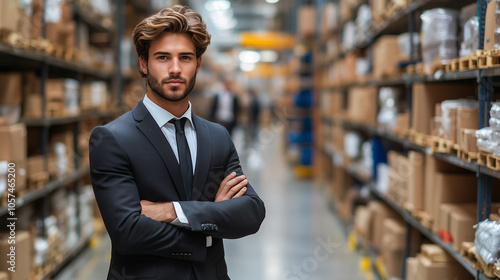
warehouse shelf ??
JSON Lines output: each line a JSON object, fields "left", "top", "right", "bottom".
{"left": 0, "top": 166, "right": 90, "bottom": 217}
{"left": 367, "top": 184, "right": 491, "bottom": 279}
{"left": 0, "top": 44, "right": 115, "bottom": 79}
{"left": 320, "top": 116, "right": 500, "bottom": 179}
{"left": 23, "top": 110, "right": 119, "bottom": 127}
{"left": 41, "top": 235, "right": 92, "bottom": 280}
{"left": 72, "top": 4, "right": 114, "bottom": 33}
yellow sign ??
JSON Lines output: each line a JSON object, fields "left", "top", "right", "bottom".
{"left": 240, "top": 31, "right": 296, "bottom": 50}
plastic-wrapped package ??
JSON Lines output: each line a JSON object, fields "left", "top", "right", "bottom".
{"left": 460, "top": 16, "right": 479, "bottom": 57}
{"left": 398, "top": 32, "right": 420, "bottom": 59}
{"left": 476, "top": 127, "right": 495, "bottom": 141}
{"left": 475, "top": 219, "right": 500, "bottom": 264}
{"left": 492, "top": 102, "right": 500, "bottom": 119}
{"left": 477, "top": 139, "right": 495, "bottom": 153}
{"left": 344, "top": 131, "right": 362, "bottom": 158}
{"left": 377, "top": 87, "right": 402, "bottom": 127}
{"left": 421, "top": 8, "right": 459, "bottom": 71}
{"left": 441, "top": 99, "right": 478, "bottom": 138}
{"left": 342, "top": 21, "right": 356, "bottom": 51}
{"left": 491, "top": 118, "right": 500, "bottom": 130}
{"left": 355, "top": 5, "right": 371, "bottom": 44}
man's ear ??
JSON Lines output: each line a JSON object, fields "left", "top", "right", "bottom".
{"left": 139, "top": 56, "right": 148, "bottom": 75}
{"left": 196, "top": 56, "right": 202, "bottom": 74}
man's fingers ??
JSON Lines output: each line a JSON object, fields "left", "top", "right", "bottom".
{"left": 227, "top": 179, "right": 248, "bottom": 196}
{"left": 232, "top": 186, "right": 247, "bottom": 199}
{"left": 220, "top": 172, "right": 236, "bottom": 187}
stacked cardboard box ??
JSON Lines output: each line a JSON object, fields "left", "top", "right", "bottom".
{"left": 45, "top": 1, "right": 76, "bottom": 59}
{"left": 0, "top": 124, "right": 27, "bottom": 193}
{"left": 372, "top": 36, "right": 403, "bottom": 79}
{"left": 0, "top": 73, "right": 22, "bottom": 125}
{"left": 0, "top": 231, "right": 31, "bottom": 280}
{"left": 406, "top": 245, "right": 474, "bottom": 280}
{"left": 346, "top": 87, "right": 378, "bottom": 126}
{"left": 297, "top": 5, "right": 316, "bottom": 38}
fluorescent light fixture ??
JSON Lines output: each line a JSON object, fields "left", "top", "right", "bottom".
{"left": 240, "top": 63, "right": 256, "bottom": 72}
{"left": 205, "top": 0, "right": 231, "bottom": 11}
{"left": 239, "top": 50, "right": 261, "bottom": 64}
{"left": 260, "top": 50, "right": 278, "bottom": 62}
{"left": 266, "top": 0, "right": 279, "bottom": 3}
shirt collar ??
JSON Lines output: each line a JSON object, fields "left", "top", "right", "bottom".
{"left": 143, "top": 94, "right": 194, "bottom": 129}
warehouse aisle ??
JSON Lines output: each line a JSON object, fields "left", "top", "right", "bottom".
{"left": 55, "top": 127, "right": 365, "bottom": 280}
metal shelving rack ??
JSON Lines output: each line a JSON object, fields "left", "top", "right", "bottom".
{"left": 316, "top": 0, "right": 500, "bottom": 279}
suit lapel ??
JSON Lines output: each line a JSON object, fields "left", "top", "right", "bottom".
{"left": 191, "top": 114, "right": 211, "bottom": 200}
{"left": 133, "top": 101, "right": 188, "bottom": 201}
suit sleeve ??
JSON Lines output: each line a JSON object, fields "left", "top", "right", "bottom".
{"left": 89, "top": 126, "right": 207, "bottom": 261}
{"left": 179, "top": 130, "right": 266, "bottom": 239}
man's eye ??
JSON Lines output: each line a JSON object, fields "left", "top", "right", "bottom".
{"left": 181, "top": 56, "right": 191, "bottom": 60}
{"left": 158, "top": 56, "right": 167, "bottom": 60}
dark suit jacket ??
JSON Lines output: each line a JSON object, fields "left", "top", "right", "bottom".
{"left": 89, "top": 100, "right": 265, "bottom": 280}
{"left": 209, "top": 92, "right": 239, "bottom": 125}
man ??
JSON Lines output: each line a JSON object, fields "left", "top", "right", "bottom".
{"left": 209, "top": 76, "right": 240, "bottom": 136}
{"left": 89, "top": 6, "right": 265, "bottom": 280}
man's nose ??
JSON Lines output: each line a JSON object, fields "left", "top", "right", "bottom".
{"left": 169, "top": 58, "right": 181, "bottom": 76}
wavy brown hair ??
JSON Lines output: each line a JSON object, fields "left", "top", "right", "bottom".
{"left": 132, "top": 5, "right": 211, "bottom": 77}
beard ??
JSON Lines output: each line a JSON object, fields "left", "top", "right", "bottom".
{"left": 146, "top": 67, "right": 197, "bottom": 102}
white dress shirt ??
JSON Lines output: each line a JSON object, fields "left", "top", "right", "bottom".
{"left": 215, "top": 91, "right": 235, "bottom": 122}
{"left": 143, "top": 95, "right": 212, "bottom": 246}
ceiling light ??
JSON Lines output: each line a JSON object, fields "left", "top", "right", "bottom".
{"left": 266, "top": 0, "right": 279, "bottom": 3}
{"left": 260, "top": 50, "right": 278, "bottom": 62}
{"left": 240, "top": 63, "right": 256, "bottom": 72}
{"left": 205, "top": 0, "right": 231, "bottom": 11}
{"left": 239, "top": 50, "right": 261, "bottom": 64}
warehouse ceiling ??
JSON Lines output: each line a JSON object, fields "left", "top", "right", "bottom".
{"left": 188, "top": 0, "right": 294, "bottom": 48}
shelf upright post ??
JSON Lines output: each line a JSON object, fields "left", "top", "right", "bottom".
{"left": 116, "top": 0, "right": 125, "bottom": 112}
{"left": 40, "top": 0, "right": 49, "bottom": 238}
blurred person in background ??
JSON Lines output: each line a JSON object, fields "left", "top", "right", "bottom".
{"left": 209, "top": 76, "right": 240, "bottom": 136}
{"left": 89, "top": 5, "right": 265, "bottom": 280}
{"left": 247, "top": 88, "right": 261, "bottom": 143}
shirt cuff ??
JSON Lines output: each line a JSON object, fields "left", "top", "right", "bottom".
{"left": 172, "top": 202, "right": 190, "bottom": 227}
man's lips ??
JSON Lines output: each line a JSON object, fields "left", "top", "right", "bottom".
{"left": 165, "top": 80, "right": 184, "bottom": 87}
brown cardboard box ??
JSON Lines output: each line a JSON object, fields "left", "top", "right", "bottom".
{"left": 431, "top": 173, "right": 477, "bottom": 233}
{"left": 0, "top": 0, "right": 19, "bottom": 32}
{"left": 0, "top": 271, "right": 7, "bottom": 280}
{"left": 0, "top": 124, "right": 27, "bottom": 162}
{"left": 461, "top": 128, "right": 479, "bottom": 152}
{"left": 405, "top": 257, "right": 418, "bottom": 280}
{"left": 370, "top": 0, "right": 388, "bottom": 19}
{"left": 27, "top": 155, "right": 45, "bottom": 175}
{"left": 368, "top": 200, "right": 399, "bottom": 249}
{"left": 417, "top": 254, "right": 473, "bottom": 280}
{"left": 331, "top": 166, "right": 353, "bottom": 201}
{"left": 381, "top": 246, "right": 404, "bottom": 278}
{"left": 411, "top": 83, "right": 476, "bottom": 135}
{"left": 14, "top": 160, "right": 27, "bottom": 192}
{"left": 424, "top": 155, "right": 472, "bottom": 226}
{"left": 421, "top": 244, "right": 455, "bottom": 263}
{"left": 23, "top": 94, "right": 42, "bottom": 119}
{"left": 45, "top": 79, "right": 66, "bottom": 101}
{"left": 354, "top": 206, "right": 373, "bottom": 242}
{"left": 0, "top": 73, "right": 22, "bottom": 105}
{"left": 331, "top": 91, "right": 345, "bottom": 119}
{"left": 373, "top": 36, "right": 402, "bottom": 79}
{"left": 347, "top": 87, "right": 378, "bottom": 126}
{"left": 30, "top": 0, "right": 43, "bottom": 40}
{"left": 457, "top": 107, "right": 479, "bottom": 147}
{"left": 297, "top": 5, "right": 316, "bottom": 37}
{"left": 484, "top": 0, "right": 498, "bottom": 51}
{"left": 450, "top": 206, "right": 476, "bottom": 251}
{"left": 407, "top": 151, "right": 425, "bottom": 212}
{"left": 0, "top": 231, "right": 31, "bottom": 280}
{"left": 439, "top": 203, "right": 473, "bottom": 237}
{"left": 339, "top": 0, "right": 354, "bottom": 22}
{"left": 445, "top": 108, "right": 458, "bottom": 142}
{"left": 392, "top": 112, "right": 409, "bottom": 135}
{"left": 321, "top": 3, "right": 338, "bottom": 37}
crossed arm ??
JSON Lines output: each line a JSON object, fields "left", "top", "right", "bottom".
{"left": 140, "top": 172, "right": 248, "bottom": 223}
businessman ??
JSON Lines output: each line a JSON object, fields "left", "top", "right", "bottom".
{"left": 89, "top": 5, "right": 265, "bottom": 280}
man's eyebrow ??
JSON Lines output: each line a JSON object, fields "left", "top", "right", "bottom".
{"left": 152, "top": 51, "right": 195, "bottom": 56}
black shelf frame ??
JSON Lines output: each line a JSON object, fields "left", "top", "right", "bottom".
{"left": 22, "top": 111, "right": 117, "bottom": 127}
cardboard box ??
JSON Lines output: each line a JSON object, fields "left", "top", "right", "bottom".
{"left": 331, "top": 166, "right": 353, "bottom": 201}
{"left": 411, "top": 83, "right": 476, "bottom": 135}
{"left": 339, "top": 0, "right": 354, "bottom": 22}
{"left": 14, "top": 160, "right": 27, "bottom": 192}
{"left": 421, "top": 244, "right": 455, "bottom": 263}
{"left": 0, "top": 271, "right": 7, "bottom": 280}
{"left": 439, "top": 203, "right": 474, "bottom": 238}
{"left": 321, "top": 3, "right": 338, "bottom": 37}
{"left": 0, "top": 73, "right": 22, "bottom": 105}
{"left": 30, "top": 0, "right": 43, "bottom": 40}
{"left": 444, "top": 108, "right": 458, "bottom": 142}
{"left": 0, "top": 124, "right": 27, "bottom": 162}
{"left": 347, "top": 87, "right": 378, "bottom": 126}
{"left": 368, "top": 200, "right": 399, "bottom": 249}
{"left": 373, "top": 36, "right": 402, "bottom": 79}
{"left": 431, "top": 173, "right": 477, "bottom": 233}
{"left": 407, "top": 152, "right": 425, "bottom": 212}
{"left": 297, "top": 5, "right": 316, "bottom": 37}
{"left": 417, "top": 254, "right": 473, "bottom": 280}
{"left": 45, "top": 79, "right": 66, "bottom": 101}
{"left": 461, "top": 128, "right": 479, "bottom": 153}
{"left": 392, "top": 112, "right": 409, "bottom": 135}
{"left": 354, "top": 206, "right": 373, "bottom": 242}
{"left": 450, "top": 206, "right": 476, "bottom": 251}
{"left": 0, "top": 0, "right": 19, "bottom": 32}
{"left": 0, "top": 231, "right": 31, "bottom": 280}
{"left": 405, "top": 257, "right": 418, "bottom": 280}
{"left": 457, "top": 107, "right": 479, "bottom": 147}
{"left": 23, "top": 94, "right": 42, "bottom": 119}
{"left": 370, "top": 0, "right": 387, "bottom": 19}
{"left": 27, "top": 155, "right": 45, "bottom": 175}
{"left": 484, "top": 0, "right": 498, "bottom": 51}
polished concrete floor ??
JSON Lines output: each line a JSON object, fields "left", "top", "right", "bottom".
{"left": 55, "top": 127, "right": 367, "bottom": 280}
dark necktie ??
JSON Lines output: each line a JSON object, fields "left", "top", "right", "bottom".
{"left": 169, "top": 117, "right": 193, "bottom": 199}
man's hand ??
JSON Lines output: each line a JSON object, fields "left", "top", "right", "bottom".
{"left": 140, "top": 201, "right": 177, "bottom": 223}
{"left": 215, "top": 172, "right": 248, "bottom": 202}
